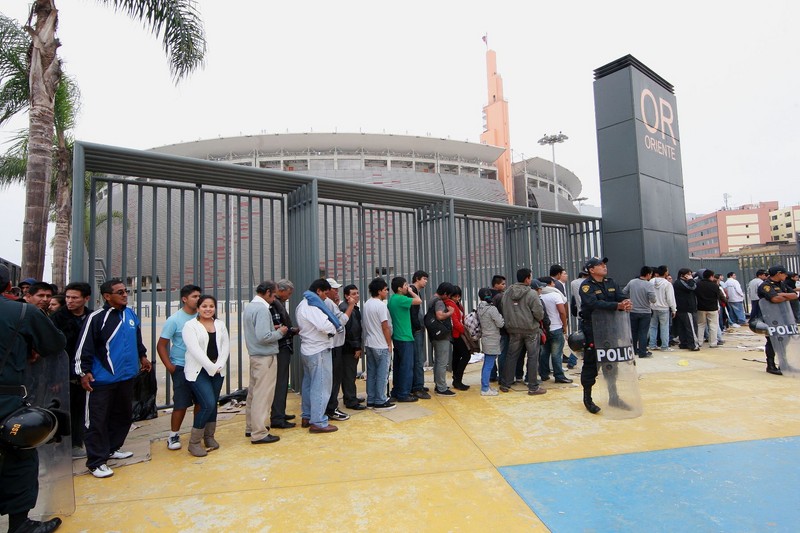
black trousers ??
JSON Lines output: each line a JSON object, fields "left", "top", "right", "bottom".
{"left": 70, "top": 378, "right": 86, "bottom": 448}
{"left": 84, "top": 378, "right": 134, "bottom": 470}
{"left": 580, "top": 343, "right": 620, "bottom": 394}
{"left": 452, "top": 337, "right": 471, "bottom": 384}
{"left": 270, "top": 345, "right": 293, "bottom": 424}
{"left": 0, "top": 445, "right": 38, "bottom": 515}
{"left": 674, "top": 311, "right": 699, "bottom": 349}
{"left": 341, "top": 345, "right": 360, "bottom": 407}
{"left": 327, "top": 345, "right": 344, "bottom": 413}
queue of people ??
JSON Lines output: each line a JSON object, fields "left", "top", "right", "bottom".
{"left": 3, "top": 259, "right": 798, "bottom": 533}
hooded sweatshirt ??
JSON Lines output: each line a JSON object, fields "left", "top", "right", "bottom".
{"left": 500, "top": 283, "right": 544, "bottom": 335}
{"left": 650, "top": 277, "right": 677, "bottom": 313}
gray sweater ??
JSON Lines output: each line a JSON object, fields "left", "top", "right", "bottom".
{"left": 243, "top": 296, "right": 285, "bottom": 356}
{"left": 623, "top": 278, "right": 656, "bottom": 314}
{"left": 477, "top": 301, "right": 504, "bottom": 354}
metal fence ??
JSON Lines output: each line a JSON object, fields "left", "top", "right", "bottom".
{"left": 690, "top": 254, "right": 800, "bottom": 315}
{"left": 71, "top": 142, "right": 602, "bottom": 406}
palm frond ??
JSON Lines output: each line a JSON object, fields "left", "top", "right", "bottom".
{"left": 102, "top": 0, "right": 207, "bottom": 82}
{"left": 0, "top": 13, "right": 31, "bottom": 126}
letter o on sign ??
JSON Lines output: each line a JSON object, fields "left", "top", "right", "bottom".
{"left": 641, "top": 89, "right": 659, "bottom": 134}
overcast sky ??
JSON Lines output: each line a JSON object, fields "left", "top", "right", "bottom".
{"left": 2, "top": 0, "right": 798, "bottom": 270}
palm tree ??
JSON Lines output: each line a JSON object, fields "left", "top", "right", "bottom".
{"left": 20, "top": 1, "right": 206, "bottom": 280}
{"left": 1, "top": 13, "right": 82, "bottom": 288}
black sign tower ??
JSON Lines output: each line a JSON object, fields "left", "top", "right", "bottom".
{"left": 593, "top": 55, "right": 689, "bottom": 283}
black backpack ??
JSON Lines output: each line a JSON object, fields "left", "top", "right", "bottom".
{"left": 424, "top": 300, "right": 452, "bottom": 341}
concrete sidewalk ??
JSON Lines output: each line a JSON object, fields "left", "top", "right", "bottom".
{"left": 42, "top": 328, "right": 800, "bottom": 531}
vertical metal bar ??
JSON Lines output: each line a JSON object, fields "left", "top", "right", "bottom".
{"left": 88, "top": 179, "right": 97, "bottom": 291}
{"left": 135, "top": 185, "right": 143, "bottom": 316}
{"left": 121, "top": 184, "right": 129, "bottom": 285}
{"left": 179, "top": 191, "right": 186, "bottom": 290}
{"left": 70, "top": 143, "right": 86, "bottom": 281}
{"left": 150, "top": 187, "right": 158, "bottom": 365}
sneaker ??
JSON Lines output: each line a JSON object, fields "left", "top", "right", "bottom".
{"left": 413, "top": 390, "right": 432, "bottom": 399}
{"left": 91, "top": 464, "right": 114, "bottom": 478}
{"left": 167, "top": 435, "right": 181, "bottom": 450}
{"left": 435, "top": 388, "right": 456, "bottom": 396}
{"left": 481, "top": 388, "right": 499, "bottom": 396}
{"left": 326, "top": 409, "right": 350, "bottom": 421}
{"left": 660, "top": 347, "right": 675, "bottom": 352}
{"left": 396, "top": 395, "right": 419, "bottom": 402}
{"left": 373, "top": 401, "right": 397, "bottom": 411}
{"left": 730, "top": 323, "right": 741, "bottom": 328}
{"left": 108, "top": 450, "right": 134, "bottom": 460}
{"left": 72, "top": 446, "right": 87, "bottom": 459}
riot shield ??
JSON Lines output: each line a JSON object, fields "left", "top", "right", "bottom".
{"left": 760, "top": 299, "right": 800, "bottom": 378}
{"left": 591, "top": 309, "right": 643, "bottom": 419}
{"left": 24, "top": 350, "right": 76, "bottom": 518}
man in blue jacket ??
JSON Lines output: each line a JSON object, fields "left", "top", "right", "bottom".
{"left": 76, "top": 279, "right": 151, "bottom": 478}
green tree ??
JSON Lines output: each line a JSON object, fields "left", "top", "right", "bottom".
{"left": 19, "top": 1, "right": 206, "bottom": 280}
{"left": 1, "top": 13, "right": 81, "bottom": 288}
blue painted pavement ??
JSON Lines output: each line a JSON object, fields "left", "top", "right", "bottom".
{"left": 499, "top": 437, "right": 800, "bottom": 532}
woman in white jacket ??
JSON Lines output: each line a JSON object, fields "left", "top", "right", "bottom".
{"left": 182, "top": 295, "right": 230, "bottom": 457}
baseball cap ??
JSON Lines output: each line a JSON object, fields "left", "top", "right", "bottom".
{"left": 19, "top": 277, "right": 36, "bottom": 287}
{"left": 325, "top": 278, "right": 342, "bottom": 289}
{"left": 530, "top": 279, "right": 546, "bottom": 290}
{"left": 768, "top": 265, "right": 787, "bottom": 276}
{"left": 583, "top": 257, "right": 608, "bottom": 272}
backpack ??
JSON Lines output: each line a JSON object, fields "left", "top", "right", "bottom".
{"left": 424, "top": 300, "right": 452, "bottom": 341}
{"left": 464, "top": 309, "right": 482, "bottom": 340}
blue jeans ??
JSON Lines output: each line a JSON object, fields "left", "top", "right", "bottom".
{"left": 648, "top": 309, "right": 670, "bottom": 349}
{"left": 539, "top": 328, "right": 567, "bottom": 380}
{"left": 629, "top": 312, "right": 652, "bottom": 356}
{"left": 412, "top": 330, "right": 426, "bottom": 392}
{"left": 728, "top": 301, "right": 746, "bottom": 324}
{"left": 431, "top": 339, "right": 452, "bottom": 392}
{"left": 391, "top": 339, "right": 415, "bottom": 399}
{"left": 301, "top": 349, "right": 333, "bottom": 427}
{"left": 188, "top": 371, "right": 223, "bottom": 429}
{"left": 366, "top": 347, "right": 391, "bottom": 404}
{"left": 481, "top": 355, "right": 497, "bottom": 391}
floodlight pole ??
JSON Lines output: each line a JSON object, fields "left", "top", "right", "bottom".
{"left": 538, "top": 132, "right": 568, "bottom": 212}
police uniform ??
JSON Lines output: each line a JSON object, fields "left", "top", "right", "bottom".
{"left": 0, "top": 292, "right": 66, "bottom": 530}
{"left": 579, "top": 272, "right": 627, "bottom": 412}
{"left": 757, "top": 276, "right": 793, "bottom": 375}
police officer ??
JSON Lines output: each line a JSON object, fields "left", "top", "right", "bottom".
{"left": 757, "top": 265, "right": 799, "bottom": 376}
{"left": 579, "top": 257, "right": 632, "bottom": 414}
{"left": 0, "top": 265, "right": 66, "bottom": 533}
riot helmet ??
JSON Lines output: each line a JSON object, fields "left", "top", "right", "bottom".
{"left": 0, "top": 405, "right": 58, "bottom": 449}
{"left": 567, "top": 331, "right": 586, "bottom": 353}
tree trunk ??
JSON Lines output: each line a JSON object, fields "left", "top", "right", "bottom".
{"left": 22, "top": 0, "right": 60, "bottom": 280}
{"left": 51, "top": 133, "right": 71, "bottom": 289}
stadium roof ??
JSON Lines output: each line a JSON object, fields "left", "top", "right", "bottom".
{"left": 153, "top": 132, "right": 506, "bottom": 165}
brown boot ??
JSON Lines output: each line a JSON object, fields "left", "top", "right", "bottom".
{"left": 203, "top": 422, "right": 220, "bottom": 451}
{"left": 188, "top": 427, "right": 207, "bottom": 457}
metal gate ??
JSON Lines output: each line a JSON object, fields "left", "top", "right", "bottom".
{"left": 71, "top": 142, "right": 602, "bottom": 405}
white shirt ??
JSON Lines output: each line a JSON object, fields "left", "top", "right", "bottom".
{"left": 295, "top": 299, "right": 336, "bottom": 355}
{"left": 725, "top": 278, "right": 744, "bottom": 302}
{"left": 362, "top": 297, "right": 391, "bottom": 349}
{"left": 540, "top": 290, "right": 564, "bottom": 331}
{"left": 324, "top": 297, "right": 349, "bottom": 347}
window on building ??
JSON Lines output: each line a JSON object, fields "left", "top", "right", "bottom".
{"left": 338, "top": 159, "right": 361, "bottom": 170}
{"left": 786, "top": 223, "right": 792, "bottom": 228}
{"left": 309, "top": 159, "right": 334, "bottom": 171}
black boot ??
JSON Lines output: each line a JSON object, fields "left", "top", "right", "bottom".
{"left": 583, "top": 388, "right": 600, "bottom": 414}
{"left": 766, "top": 356, "right": 783, "bottom": 376}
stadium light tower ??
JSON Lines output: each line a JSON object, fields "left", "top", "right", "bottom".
{"left": 538, "top": 132, "right": 568, "bottom": 212}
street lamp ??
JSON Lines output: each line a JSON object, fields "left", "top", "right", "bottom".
{"left": 538, "top": 132, "right": 568, "bottom": 212}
